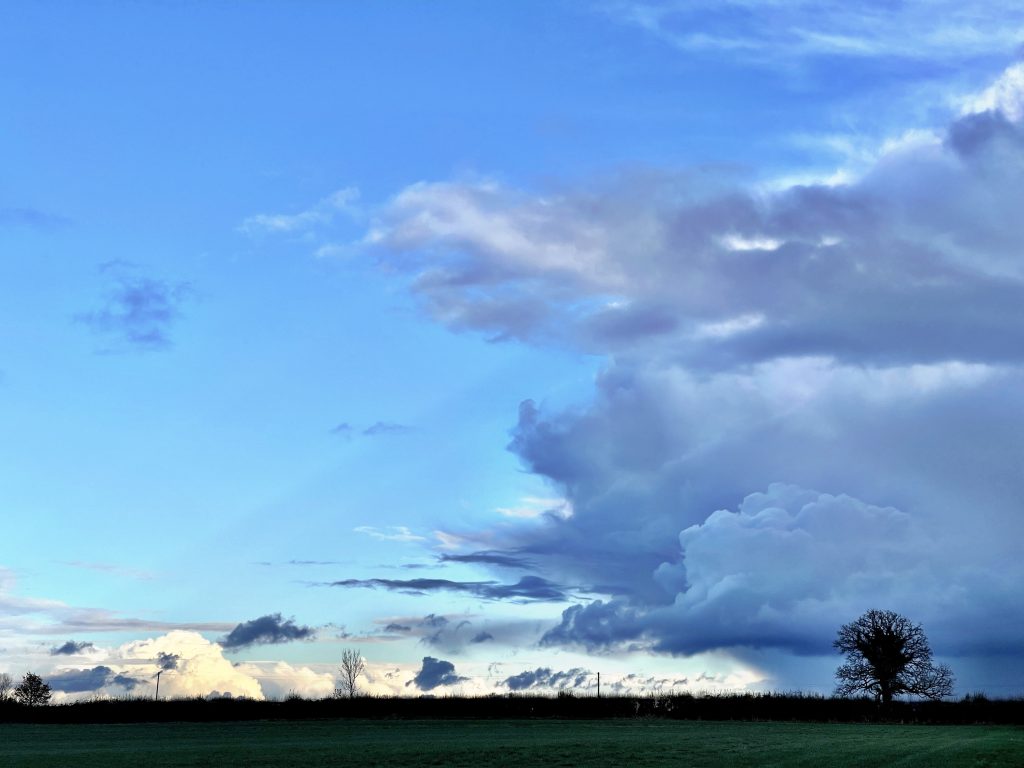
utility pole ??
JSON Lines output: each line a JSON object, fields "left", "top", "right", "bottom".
{"left": 597, "top": 672, "right": 600, "bottom": 699}
{"left": 155, "top": 670, "right": 163, "bottom": 701}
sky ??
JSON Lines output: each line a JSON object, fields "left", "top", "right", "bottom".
{"left": 3, "top": 0, "right": 1024, "bottom": 701}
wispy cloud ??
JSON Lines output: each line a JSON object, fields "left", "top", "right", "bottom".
{"left": 608, "top": 1, "right": 1024, "bottom": 64}
{"left": 438, "top": 551, "right": 534, "bottom": 569}
{"left": 495, "top": 497, "right": 572, "bottom": 520}
{"left": 256, "top": 559, "right": 349, "bottom": 567}
{"left": 240, "top": 188, "right": 359, "bottom": 236}
{"left": 322, "top": 575, "right": 568, "bottom": 603}
{"left": 362, "top": 421, "right": 413, "bottom": 437}
{"left": 354, "top": 526, "right": 427, "bottom": 543}
{"left": 76, "top": 275, "right": 192, "bottom": 351}
{"left": 330, "top": 421, "right": 414, "bottom": 439}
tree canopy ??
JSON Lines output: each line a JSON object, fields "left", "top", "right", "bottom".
{"left": 834, "top": 609, "right": 953, "bottom": 703}
{"left": 14, "top": 672, "right": 52, "bottom": 706}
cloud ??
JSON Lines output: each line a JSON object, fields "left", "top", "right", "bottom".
{"left": 962, "top": 62, "right": 1024, "bottom": 123}
{"left": 47, "top": 666, "right": 142, "bottom": 693}
{"left": 119, "top": 631, "right": 264, "bottom": 699}
{"left": 240, "top": 188, "right": 359, "bottom": 236}
{"left": 407, "top": 656, "right": 467, "bottom": 691}
{"left": 496, "top": 497, "right": 573, "bottom": 520}
{"left": 438, "top": 551, "right": 534, "bottom": 569}
{"left": 156, "top": 651, "right": 179, "bottom": 671}
{"left": 50, "top": 640, "right": 95, "bottom": 656}
{"left": 369, "top": 91, "right": 1024, "bottom": 370}
{"left": 501, "top": 667, "right": 591, "bottom": 691}
{"left": 370, "top": 613, "right": 488, "bottom": 652}
{"left": 0, "top": 567, "right": 234, "bottom": 637}
{"left": 607, "top": 1, "right": 1024, "bottom": 64}
{"left": 538, "top": 483, "right": 1024, "bottom": 661}
{"left": 325, "top": 576, "right": 568, "bottom": 603}
{"left": 234, "top": 661, "right": 336, "bottom": 701}
{"left": 3, "top": 631, "right": 272, "bottom": 702}
{"left": 362, "top": 421, "right": 413, "bottom": 436}
{"left": 361, "top": 63, "right": 1024, "bottom": 692}
{"left": 330, "top": 422, "right": 353, "bottom": 437}
{"left": 354, "top": 526, "right": 427, "bottom": 543}
{"left": 219, "top": 614, "right": 316, "bottom": 650}
{"left": 77, "top": 276, "right": 192, "bottom": 351}
{"left": 471, "top": 632, "right": 493, "bottom": 644}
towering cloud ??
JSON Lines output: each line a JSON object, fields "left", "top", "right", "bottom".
{"left": 366, "top": 66, "right": 1024, "bottom": 687}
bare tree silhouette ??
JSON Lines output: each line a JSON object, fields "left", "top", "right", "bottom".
{"left": 0, "top": 672, "right": 13, "bottom": 701}
{"left": 337, "top": 648, "right": 366, "bottom": 699}
{"left": 834, "top": 609, "right": 954, "bottom": 703}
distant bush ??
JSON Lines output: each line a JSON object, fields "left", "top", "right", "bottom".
{"left": 1, "top": 690, "right": 1022, "bottom": 725}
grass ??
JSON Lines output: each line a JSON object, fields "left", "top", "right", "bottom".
{"left": 1, "top": 719, "right": 1022, "bottom": 767}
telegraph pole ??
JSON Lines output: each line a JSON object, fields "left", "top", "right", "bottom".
{"left": 597, "top": 672, "right": 600, "bottom": 699}
{"left": 155, "top": 670, "right": 163, "bottom": 701}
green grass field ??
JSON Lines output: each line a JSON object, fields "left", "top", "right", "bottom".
{"left": 1, "top": 719, "right": 1021, "bottom": 767}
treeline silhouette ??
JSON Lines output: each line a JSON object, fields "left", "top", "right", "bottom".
{"left": 1, "top": 692, "right": 1022, "bottom": 725}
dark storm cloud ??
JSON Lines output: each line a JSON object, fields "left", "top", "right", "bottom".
{"left": 77, "top": 276, "right": 192, "bottom": 350}
{"left": 47, "top": 666, "right": 141, "bottom": 693}
{"left": 324, "top": 576, "right": 567, "bottom": 603}
{"left": 407, "top": 656, "right": 467, "bottom": 691}
{"left": 156, "top": 652, "right": 179, "bottom": 671}
{"left": 535, "top": 483, "right": 1024, "bottom": 658}
{"left": 50, "top": 640, "right": 94, "bottom": 655}
{"left": 219, "top": 613, "right": 316, "bottom": 650}
{"left": 501, "top": 667, "right": 591, "bottom": 691}
{"left": 438, "top": 551, "right": 534, "bottom": 569}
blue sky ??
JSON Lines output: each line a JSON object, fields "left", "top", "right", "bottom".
{"left": 4, "top": 0, "right": 1024, "bottom": 700}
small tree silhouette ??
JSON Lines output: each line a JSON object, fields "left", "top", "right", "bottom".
{"left": 834, "top": 609, "right": 953, "bottom": 703}
{"left": 0, "top": 672, "right": 13, "bottom": 701}
{"left": 14, "top": 672, "right": 52, "bottom": 706}
{"left": 337, "top": 648, "right": 366, "bottom": 699}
